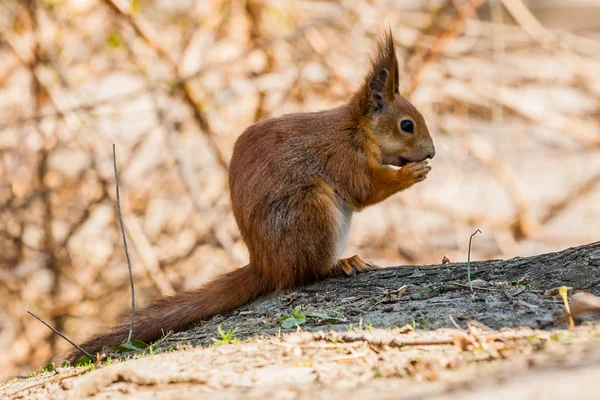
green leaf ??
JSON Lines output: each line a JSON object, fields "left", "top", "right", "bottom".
{"left": 281, "top": 314, "right": 306, "bottom": 329}
{"left": 41, "top": 363, "right": 55, "bottom": 372}
{"left": 291, "top": 305, "right": 303, "bottom": 317}
{"left": 212, "top": 325, "right": 239, "bottom": 345}
{"left": 74, "top": 355, "right": 94, "bottom": 367}
{"left": 115, "top": 338, "right": 150, "bottom": 353}
{"left": 61, "top": 360, "right": 71, "bottom": 368}
{"left": 280, "top": 305, "right": 310, "bottom": 328}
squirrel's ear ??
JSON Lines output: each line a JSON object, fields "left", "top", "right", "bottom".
{"left": 368, "top": 68, "right": 389, "bottom": 112}
{"left": 360, "top": 30, "right": 399, "bottom": 114}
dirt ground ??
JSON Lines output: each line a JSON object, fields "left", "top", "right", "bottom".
{"left": 2, "top": 326, "right": 600, "bottom": 399}
{"left": 1, "top": 241, "right": 599, "bottom": 399}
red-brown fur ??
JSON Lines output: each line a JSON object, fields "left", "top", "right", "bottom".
{"left": 68, "top": 30, "right": 435, "bottom": 361}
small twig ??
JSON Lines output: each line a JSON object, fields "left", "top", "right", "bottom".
{"left": 500, "top": 0, "right": 555, "bottom": 46}
{"left": 113, "top": 144, "right": 135, "bottom": 344}
{"left": 329, "top": 351, "right": 369, "bottom": 363}
{"left": 355, "top": 290, "right": 384, "bottom": 295}
{"left": 405, "top": 0, "right": 486, "bottom": 95}
{"left": 451, "top": 281, "right": 499, "bottom": 292}
{"left": 449, "top": 315, "right": 466, "bottom": 331}
{"left": 390, "top": 338, "right": 455, "bottom": 347}
{"left": 93, "top": 353, "right": 107, "bottom": 368}
{"left": 467, "top": 229, "right": 482, "bottom": 293}
{"left": 27, "top": 311, "right": 95, "bottom": 360}
{"left": 272, "top": 341, "right": 365, "bottom": 350}
{"left": 149, "top": 330, "right": 173, "bottom": 351}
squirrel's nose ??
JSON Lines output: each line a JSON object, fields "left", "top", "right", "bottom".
{"left": 425, "top": 147, "right": 435, "bottom": 160}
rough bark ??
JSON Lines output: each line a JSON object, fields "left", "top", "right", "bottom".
{"left": 159, "top": 241, "right": 600, "bottom": 349}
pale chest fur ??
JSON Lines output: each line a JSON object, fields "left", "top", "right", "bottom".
{"left": 335, "top": 201, "right": 353, "bottom": 258}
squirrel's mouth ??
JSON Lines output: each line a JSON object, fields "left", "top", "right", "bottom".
{"left": 385, "top": 157, "right": 409, "bottom": 168}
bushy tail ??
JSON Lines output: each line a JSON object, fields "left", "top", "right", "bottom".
{"left": 68, "top": 264, "right": 264, "bottom": 362}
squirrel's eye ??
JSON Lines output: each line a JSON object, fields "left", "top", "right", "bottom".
{"left": 400, "top": 120, "right": 414, "bottom": 134}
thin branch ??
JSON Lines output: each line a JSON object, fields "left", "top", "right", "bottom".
{"left": 404, "top": 0, "right": 486, "bottom": 96}
{"left": 60, "top": 183, "right": 109, "bottom": 248}
{"left": 112, "top": 144, "right": 135, "bottom": 344}
{"left": 467, "top": 229, "right": 482, "bottom": 293}
{"left": 27, "top": 311, "right": 95, "bottom": 360}
{"left": 0, "top": 88, "right": 148, "bottom": 131}
{"left": 500, "top": 0, "right": 555, "bottom": 46}
{"left": 180, "top": 5, "right": 351, "bottom": 81}
{"left": 540, "top": 171, "right": 600, "bottom": 226}
{"left": 454, "top": 130, "right": 537, "bottom": 239}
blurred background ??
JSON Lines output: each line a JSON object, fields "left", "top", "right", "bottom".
{"left": 1, "top": 0, "right": 599, "bottom": 380}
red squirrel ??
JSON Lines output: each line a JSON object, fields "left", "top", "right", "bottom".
{"left": 69, "top": 30, "right": 434, "bottom": 360}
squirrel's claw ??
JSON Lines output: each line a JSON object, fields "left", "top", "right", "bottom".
{"left": 336, "top": 255, "right": 380, "bottom": 276}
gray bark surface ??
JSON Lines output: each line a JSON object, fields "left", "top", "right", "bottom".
{"left": 161, "top": 241, "right": 600, "bottom": 349}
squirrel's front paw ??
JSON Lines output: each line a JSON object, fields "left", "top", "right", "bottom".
{"left": 396, "top": 161, "right": 431, "bottom": 189}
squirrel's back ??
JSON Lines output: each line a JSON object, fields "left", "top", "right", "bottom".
{"left": 229, "top": 104, "right": 359, "bottom": 206}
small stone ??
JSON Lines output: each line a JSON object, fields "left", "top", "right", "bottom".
{"left": 471, "top": 279, "right": 490, "bottom": 287}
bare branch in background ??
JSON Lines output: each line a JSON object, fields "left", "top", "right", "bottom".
{"left": 405, "top": 0, "right": 487, "bottom": 95}
{"left": 102, "top": 0, "right": 229, "bottom": 170}
{"left": 125, "top": 215, "right": 175, "bottom": 297}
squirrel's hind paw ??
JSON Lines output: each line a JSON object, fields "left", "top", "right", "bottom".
{"left": 336, "top": 255, "right": 380, "bottom": 276}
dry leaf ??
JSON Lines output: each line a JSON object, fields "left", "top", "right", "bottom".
{"left": 570, "top": 291, "right": 600, "bottom": 319}
{"left": 543, "top": 286, "right": 573, "bottom": 297}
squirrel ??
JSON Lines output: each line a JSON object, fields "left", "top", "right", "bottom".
{"left": 68, "top": 30, "right": 435, "bottom": 361}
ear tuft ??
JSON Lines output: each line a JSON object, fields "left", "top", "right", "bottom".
{"left": 358, "top": 29, "right": 400, "bottom": 115}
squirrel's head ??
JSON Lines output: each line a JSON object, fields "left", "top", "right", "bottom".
{"left": 356, "top": 30, "right": 435, "bottom": 167}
